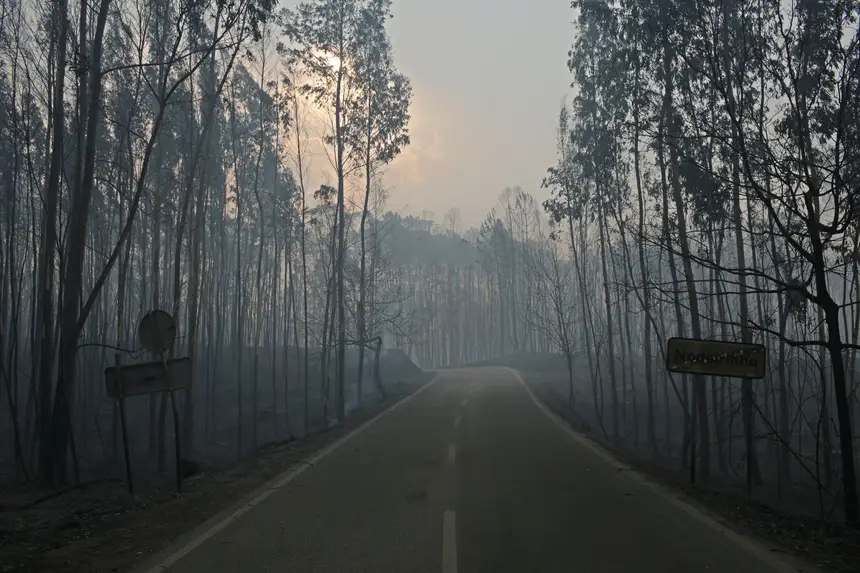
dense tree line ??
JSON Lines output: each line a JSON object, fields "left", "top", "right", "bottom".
{"left": 403, "top": 0, "right": 860, "bottom": 527}
{"left": 0, "top": 0, "right": 413, "bottom": 485}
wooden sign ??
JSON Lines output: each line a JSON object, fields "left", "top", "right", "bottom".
{"left": 105, "top": 357, "right": 192, "bottom": 399}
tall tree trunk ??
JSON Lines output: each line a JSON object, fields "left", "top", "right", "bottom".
{"left": 334, "top": 10, "right": 348, "bottom": 422}
{"left": 633, "top": 88, "right": 656, "bottom": 456}
{"left": 51, "top": 0, "right": 111, "bottom": 483}
{"left": 596, "top": 202, "right": 619, "bottom": 437}
{"left": 663, "top": 43, "right": 709, "bottom": 483}
{"left": 357, "top": 104, "right": 372, "bottom": 404}
{"left": 231, "top": 95, "right": 245, "bottom": 458}
{"left": 36, "top": 0, "right": 69, "bottom": 481}
{"left": 658, "top": 46, "right": 690, "bottom": 470}
{"left": 767, "top": 213, "right": 791, "bottom": 485}
{"left": 719, "top": 0, "right": 761, "bottom": 494}
{"left": 292, "top": 95, "right": 311, "bottom": 438}
{"left": 730, "top": 106, "right": 761, "bottom": 494}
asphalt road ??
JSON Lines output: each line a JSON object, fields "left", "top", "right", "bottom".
{"left": 138, "top": 367, "right": 814, "bottom": 573}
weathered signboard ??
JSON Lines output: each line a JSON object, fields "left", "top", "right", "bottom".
{"left": 666, "top": 337, "right": 766, "bottom": 379}
{"left": 104, "top": 357, "right": 192, "bottom": 399}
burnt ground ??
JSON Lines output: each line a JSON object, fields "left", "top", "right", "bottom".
{"left": 0, "top": 376, "right": 433, "bottom": 573}
{"left": 504, "top": 361, "right": 860, "bottom": 573}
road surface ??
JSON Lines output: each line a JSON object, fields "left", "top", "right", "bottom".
{"left": 137, "top": 367, "right": 813, "bottom": 573}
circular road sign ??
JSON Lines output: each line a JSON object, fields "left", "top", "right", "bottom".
{"left": 138, "top": 310, "right": 177, "bottom": 353}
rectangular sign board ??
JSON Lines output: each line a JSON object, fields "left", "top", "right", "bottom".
{"left": 666, "top": 337, "right": 766, "bottom": 379}
{"left": 105, "top": 357, "right": 192, "bottom": 399}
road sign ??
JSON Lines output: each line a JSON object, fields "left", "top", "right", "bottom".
{"left": 138, "top": 310, "right": 177, "bottom": 352}
{"left": 666, "top": 337, "right": 766, "bottom": 379}
{"left": 105, "top": 357, "right": 192, "bottom": 399}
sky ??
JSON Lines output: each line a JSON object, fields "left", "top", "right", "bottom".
{"left": 287, "top": 0, "right": 576, "bottom": 229}
{"left": 383, "top": 0, "right": 574, "bottom": 227}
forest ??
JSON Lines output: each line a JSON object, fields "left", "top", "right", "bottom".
{"left": 0, "top": 0, "right": 420, "bottom": 489}
{"left": 1, "top": 0, "right": 859, "bottom": 549}
{"left": 528, "top": 0, "right": 860, "bottom": 527}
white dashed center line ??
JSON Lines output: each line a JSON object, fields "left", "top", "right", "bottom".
{"left": 442, "top": 510, "right": 458, "bottom": 573}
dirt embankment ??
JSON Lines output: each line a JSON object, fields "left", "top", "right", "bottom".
{"left": 0, "top": 373, "right": 434, "bottom": 573}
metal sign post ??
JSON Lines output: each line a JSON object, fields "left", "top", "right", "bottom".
{"left": 142, "top": 313, "right": 182, "bottom": 493}
{"left": 665, "top": 337, "right": 767, "bottom": 490}
{"left": 158, "top": 350, "right": 184, "bottom": 494}
{"left": 103, "top": 311, "right": 192, "bottom": 495}
{"left": 114, "top": 353, "right": 135, "bottom": 496}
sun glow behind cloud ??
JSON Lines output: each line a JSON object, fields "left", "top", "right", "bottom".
{"left": 274, "top": 0, "right": 574, "bottom": 228}
{"left": 282, "top": 68, "right": 445, "bottom": 220}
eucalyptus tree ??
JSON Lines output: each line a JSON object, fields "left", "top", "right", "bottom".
{"left": 280, "top": 72, "right": 313, "bottom": 436}
{"left": 567, "top": 0, "right": 636, "bottom": 439}
{"left": 283, "top": 0, "right": 364, "bottom": 421}
{"left": 544, "top": 104, "right": 608, "bottom": 429}
{"left": 0, "top": 0, "right": 434, "bottom": 488}
{"left": 33, "top": 0, "right": 70, "bottom": 483}
{"left": 680, "top": 0, "right": 860, "bottom": 522}
{"left": 617, "top": 0, "right": 661, "bottom": 459}
{"left": 528, "top": 219, "right": 579, "bottom": 405}
{"left": 347, "top": 0, "right": 411, "bottom": 400}
{"left": 549, "top": 0, "right": 860, "bottom": 522}
{"left": 33, "top": 0, "right": 275, "bottom": 483}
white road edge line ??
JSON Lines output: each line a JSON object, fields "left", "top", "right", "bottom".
{"left": 505, "top": 366, "right": 819, "bottom": 573}
{"left": 461, "top": 398, "right": 469, "bottom": 407}
{"left": 442, "top": 510, "right": 458, "bottom": 573}
{"left": 136, "top": 374, "right": 442, "bottom": 573}
{"left": 454, "top": 414, "right": 462, "bottom": 428}
{"left": 447, "top": 443, "right": 457, "bottom": 465}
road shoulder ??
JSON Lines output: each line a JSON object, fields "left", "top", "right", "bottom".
{"left": 510, "top": 366, "right": 859, "bottom": 573}
{"left": 0, "top": 376, "right": 434, "bottom": 573}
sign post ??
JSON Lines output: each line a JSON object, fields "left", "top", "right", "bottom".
{"left": 665, "top": 337, "right": 766, "bottom": 489}
{"left": 113, "top": 353, "right": 135, "bottom": 496}
{"left": 104, "top": 311, "right": 192, "bottom": 495}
